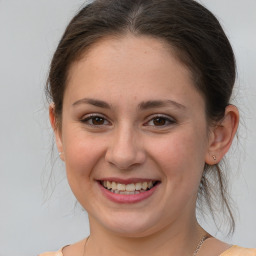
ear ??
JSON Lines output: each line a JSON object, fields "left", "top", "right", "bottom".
{"left": 49, "top": 103, "right": 65, "bottom": 161}
{"left": 205, "top": 105, "right": 239, "bottom": 165}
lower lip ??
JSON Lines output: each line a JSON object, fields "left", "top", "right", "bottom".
{"left": 98, "top": 182, "right": 160, "bottom": 204}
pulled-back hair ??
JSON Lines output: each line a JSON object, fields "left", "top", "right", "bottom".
{"left": 46, "top": 0, "right": 236, "bottom": 233}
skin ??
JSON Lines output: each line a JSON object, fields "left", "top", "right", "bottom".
{"left": 50, "top": 34, "right": 239, "bottom": 256}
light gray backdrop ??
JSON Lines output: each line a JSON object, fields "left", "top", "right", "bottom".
{"left": 0, "top": 1, "right": 255, "bottom": 255}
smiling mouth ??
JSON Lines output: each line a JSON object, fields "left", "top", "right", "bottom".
{"left": 99, "top": 180, "right": 159, "bottom": 195}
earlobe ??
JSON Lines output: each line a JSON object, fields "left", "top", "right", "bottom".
{"left": 49, "top": 103, "right": 65, "bottom": 161}
{"left": 205, "top": 105, "right": 239, "bottom": 165}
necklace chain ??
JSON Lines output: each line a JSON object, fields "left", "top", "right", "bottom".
{"left": 193, "top": 235, "right": 208, "bottom": 256}
{"left": 82, "top": 234, "right": 208, "bottom": 256}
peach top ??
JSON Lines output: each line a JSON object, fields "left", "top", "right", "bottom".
{"left": 39, "top": 245, "right": 256, "bottom": 256}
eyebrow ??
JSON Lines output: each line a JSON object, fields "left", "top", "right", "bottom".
{"left": 138, "top": 100, "right": 186, "bottom": 110}
{"left": 72, "top": 98, "right": 186, "bottom": 110}
{"left": 72, "top": 98, "right": 111, "bottom": 109}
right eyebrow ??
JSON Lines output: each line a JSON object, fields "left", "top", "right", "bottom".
{"left": 72, "top": 98, "right": 111, "bottom": 109}
{"left": 138, "top": 99, "right": 186, "bottom": 110}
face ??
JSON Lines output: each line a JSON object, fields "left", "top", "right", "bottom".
{"left": 53, "top": 34, "right": 211, "bottom": 237}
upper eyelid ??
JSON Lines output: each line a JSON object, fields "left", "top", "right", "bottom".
{"left": 80, "top": 113, "right": 112, "bottom": 125}
{"left": 145, "top": 113, "right": 176, "bottom": 121}
{"left": 79, "top": 113, "right": 176, "bottom": 124}
{"left": 81, "top": 113, "right": 109, "bottom": 120}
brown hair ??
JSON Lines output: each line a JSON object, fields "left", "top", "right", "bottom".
{"left": 46, "top": 0, "right": 236, "bottom": 233}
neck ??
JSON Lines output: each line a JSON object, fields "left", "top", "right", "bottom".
{"left": 86, "top": 215, "right": 206, "bottom": 256}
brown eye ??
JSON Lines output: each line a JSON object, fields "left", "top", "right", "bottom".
{"left": 91, "top": 116, "right": 105, "bottom": 125}
{"left": 81, "top": 115, "right": 110, "bottom": 126}
{"left": 153, "top": 117, "right": 167, "bottom": 126}
{"left": 145, "top": 115, "right": 176, "bottom": 128}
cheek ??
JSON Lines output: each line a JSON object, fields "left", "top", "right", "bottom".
{"left": 62, "top": 131, "right": 108, "bottom": 207}
{"left": 147, "top": 129, "right": 207, "bottom": 187}
{"left": 62, "top": 127, "right": 106, "bottom": 183}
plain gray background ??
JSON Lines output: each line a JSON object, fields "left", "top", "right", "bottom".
{"left": 0, "top": 0, "right": 255, "bottom": 255}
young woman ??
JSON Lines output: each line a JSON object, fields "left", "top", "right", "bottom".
{"left": 40, "top": 0, "right": 256, "bottom": 255}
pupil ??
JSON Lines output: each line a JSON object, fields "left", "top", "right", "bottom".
{"left": 153, "top": 118, "right": 166, "bottom": 126}
{"left": 92, "top": 117, "right": 104, "bottom": 125}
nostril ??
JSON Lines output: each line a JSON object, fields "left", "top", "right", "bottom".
{"left": 105, "top": 147, "right": 146, "bottom": 170}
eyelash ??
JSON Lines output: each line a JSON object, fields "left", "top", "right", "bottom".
{"left": 80, "top": 114, "right": 111, "bottom": 127}
{"left": 144, "top": 115, "right": 176, "bottom": 128}
{"left": 80, "top": 114, "right": 176, "bottom": 128}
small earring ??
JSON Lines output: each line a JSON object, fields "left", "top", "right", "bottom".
{"left": 59, "top": 152, "right": 63, "bottom": 156}
{"left": 212, "top": 155, "right": 217, "bottom": 161}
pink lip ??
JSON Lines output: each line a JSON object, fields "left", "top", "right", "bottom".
{"left": 97, "top": 180, "right": 160, "bottom": 204}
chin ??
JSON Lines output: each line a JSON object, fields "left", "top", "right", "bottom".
{"left": 96, "top": 211, "right": 163, "bottom": 238}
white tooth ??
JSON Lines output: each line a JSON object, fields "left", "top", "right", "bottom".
{"left": 107, "top": 181, "right": 112, "bottom": 189}
{"left": 135, "top": 183, "right": 142, "bottom": 190}
{"left": 126, "top": 184, "right": 136, "bottom": 192}
{"left": 117, "top": 183, "right": 125, "bottom": 191}
{"left": 106, "top": 181, "right": 155, "bottom": 193}
{"left": 142, "top": 182, "right": 148, "bottom": 190}
{"left": 121, "top": 191, "right": 132, "bottom": 195}
{"left": 112, "top": 182, "right": 117, "bottom": 190}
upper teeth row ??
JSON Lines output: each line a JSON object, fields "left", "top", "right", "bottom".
{"left": 102, "top": 181, "right": 154, "bottom": 192}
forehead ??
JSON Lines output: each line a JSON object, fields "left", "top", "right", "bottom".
{"left": 70, "top": 34, "right": 189, "bottom": 79}
{"left": 65, "top": 34, "right": 204, "bottom": 110}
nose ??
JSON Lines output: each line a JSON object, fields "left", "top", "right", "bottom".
{"left": 105, "top": 125, "right": 146, "bottom": 170}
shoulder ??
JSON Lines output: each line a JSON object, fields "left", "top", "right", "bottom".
{"left": 199, "top": 237, "right": 255, "bottom": 256}
{"left": 39, "top": 239, "right": 86, "bottom": 256}
{"left": 220, "top": 246, "right": 256, "bottom": 256}
{"left": 38, "top": 246, "right": 65, "bottom": 256}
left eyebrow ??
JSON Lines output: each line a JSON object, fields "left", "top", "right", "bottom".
{"left": 138, "top": 100, "right": 186, "bottom": 110}
{"left": 72, "top": 98, "right": 111, "bottom": 109}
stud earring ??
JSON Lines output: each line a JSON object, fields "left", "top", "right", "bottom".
{"left": 212, "top": 155, "right": 217, "bottom": 161}
{"left": 59, "top": 152, "right": 63, "bottom": 156}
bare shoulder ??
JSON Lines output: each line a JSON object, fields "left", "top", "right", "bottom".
{"left": 38, "top": 250, "right": 63, "bottom": 256}
{"left": 62, "top": 238, "right": 87, "bottom": 256}
{"left": 198, "top": 238, "right": 256, "bottom": 256}
{"left": 220, "top": 246, "right": 256, "bottom": 256}
{"left": 198, "top": 237, "right": 232, "bottom": 256}
{"left": 39, "top": 239, "right": 86, "bottom": 256}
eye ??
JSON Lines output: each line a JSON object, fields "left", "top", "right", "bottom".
{"left": 81, "top": 114, "right": 111, "bottom": 126}
{"left": 145, "top": 115, "right": 176, "bottom": 127}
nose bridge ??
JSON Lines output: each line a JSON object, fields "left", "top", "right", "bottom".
{"left": 105, "top": 122, "right": 145, "bottom": 169}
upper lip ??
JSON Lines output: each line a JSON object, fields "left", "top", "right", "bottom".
{"left": 97, "top": 177, "right": 160, "bottom": 185}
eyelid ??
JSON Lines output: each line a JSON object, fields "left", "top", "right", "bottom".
{"left": 80, "top": 113, "right": 112, "bottom": 126}
{"left": 79, "top": 113, "right": 176, "bottom": 128}
{"left": 143, "top": 114, "right": 176, "bottom": 126}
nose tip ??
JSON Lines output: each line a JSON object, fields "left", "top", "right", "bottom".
{"left": 106, "top": 149, "right": 145, "bottom": 170}
{"left": 105, "top": 133, "right": 146, "bottom": 170}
